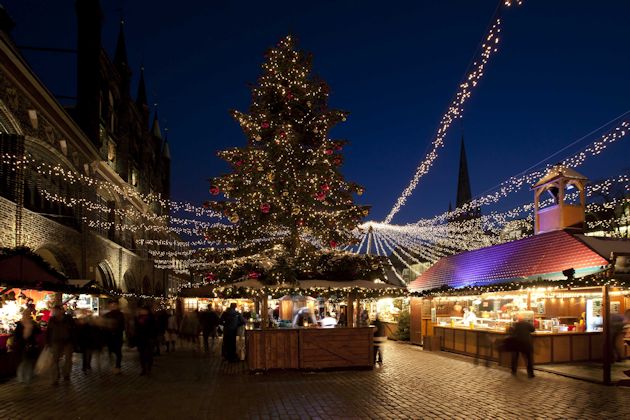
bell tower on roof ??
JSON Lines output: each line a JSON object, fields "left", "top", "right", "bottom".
{"left": 533, "top": 165, "right": 587, "bottom": 234}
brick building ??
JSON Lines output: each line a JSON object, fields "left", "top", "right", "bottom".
{"left": 0, "top": 2, "right": 182, "bottom": 297}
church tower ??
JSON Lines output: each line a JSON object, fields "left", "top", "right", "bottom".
{"left": 453, "top": 136, "right": 480, "bottom": 220}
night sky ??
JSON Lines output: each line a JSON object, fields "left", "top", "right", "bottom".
{"left": 6, "top": 0, "right": 630, "bottom": 224}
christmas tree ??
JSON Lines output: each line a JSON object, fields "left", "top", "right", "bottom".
{"left": 203, "top": 35, "right": 379, "bottom": 284}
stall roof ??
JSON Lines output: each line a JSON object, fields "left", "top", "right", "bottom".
{"left": 574, "top": 235, "right": 630, "bottom": 259}
{"left": 408, "top": 230, "right": 610, "bottom": 293}
{"left": 0, "top": 252, "right": 67, "bottom": 287}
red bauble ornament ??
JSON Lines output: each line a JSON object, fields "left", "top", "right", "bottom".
{"left": 286, "top": 92, "right": 293, "bottom": 100}
{"left": 260, "top": 203, "right": 271, "bottom": 213}
{"left": 329, "top": 240, "right": 338, "bottom": 248}
{"left": 321, "top": 184, "right": 330, "bottom": 192}
{"left": 324, "top": 149, "right": 333, "bottom": 155}
{"left": 334, "top": 144, "right": 343, "bottom": 151}
{"left": 261, "top": 121, "right": 270, "bottom": 129}
{"left": 333, "top": 157, "right": 342, "bottom": 166}
{"left": 315, "top": 192, "right": 326, "bottom": 201}
{"left": 248, "top": 272, "right": 260, "bottom": 279}
{"left": 209, "top": 185, "right": 220, "bottom": 195}
{"left": 205, "top": 273, "right": 216, "bottom": 282}
{"left": 297, "top": 219, "right": 304, "bottom": 226}
{"left": 235, "top": 160, "right": 243, "bottom": 167}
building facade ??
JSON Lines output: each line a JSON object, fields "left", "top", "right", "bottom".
{"left": 0, "top": 2, "right": 178, "bottom": 297}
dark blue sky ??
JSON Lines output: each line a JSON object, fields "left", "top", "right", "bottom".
{"left": 6, "top": 0, "right": 630, "bottom": 224}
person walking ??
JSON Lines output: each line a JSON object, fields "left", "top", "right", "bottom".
{"left": 372, "top": 314, "right": 386, "bottom": 365}
{"left": 104, "top": 300, "right": 125, "bottom": 374}
{"left": 47, "top": 304, "right": 75, "bottom": 385}
{"left": 165, "top": 309, "right": 178, "bottom": 352}
{"left": 220, "top": 303, "right": 245, "bottom": 362}
{"left": 13, "top": 310, "right": 41, "bottom": 384}
{"left": 76, "top": 311, "right": 96, "bottom": 373}
{"left": 135, "top": 306, "right": 157, "bottom": 376}
{"left": 508, "top": 315, "right": 535, "bottom": 378}
{"left": 200, "top": 307, "right": 220, "bottom": 353}
{"left": 180, "top": 311, "right": 201, "bottom": 350}
{"left": 154, "top": 308, "right": 168, "bottom": 356}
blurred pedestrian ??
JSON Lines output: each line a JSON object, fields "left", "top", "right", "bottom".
{"left": 359, "top": 307, "right": 369, "bottom": 327}
{"left": 47, "top": 305, "right": 75, "bottom": 384}
{"left": 14, "top": 310, "right": 41, "bottom": 384}
{"left": 135, "top": 306, "right": 157, "bottom": 376}
{"left": 611, "top": 312, "right": 625, "bottom": 363}
{"left": 508, "top": 315, "right": 535, "bottom": 378}
{"left": 372, "top": 314, "right": 386, "bottom": 365}
{"left": 165, "top": 310, "right": 178, "bottom": 352}
{"left": 200, "top": 307, "right": 220, "bottom": 353}
{"left": 104, "top": 300, "right": 125, "bottom": 374}
{"left": 155, "top": 308, "right": 168, "bottom": 356}
{"left": 180, "top": 310, "right": 200, "bottom": 350}
{"left": 220, "top": 303, "right": 245, "bottom": 362}
{"left": 76, "top": 310, "right": 96, "bottom": 373}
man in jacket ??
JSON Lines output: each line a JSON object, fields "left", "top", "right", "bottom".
{"left": 220, "top": 303, "right": 245, "bottom": 362}
{"left": 509, "top": 316, "right": 535, "bottom": 378}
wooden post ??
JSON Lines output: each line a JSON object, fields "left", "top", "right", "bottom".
{"left": 602, "top": 285, "right": 612, "bottom": 385}
{"left": 261, "top": 294, "right": 268, "bottom": 329}
{"left": 347, "top": 292, "right": 355, "bottom": 328}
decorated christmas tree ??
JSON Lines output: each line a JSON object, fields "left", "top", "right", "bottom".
{"left": 203, "top": 35, "right": 381, "bottom": 284}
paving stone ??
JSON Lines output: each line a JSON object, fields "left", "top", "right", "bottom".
{"left": 1, "top": 342, "right": 630, "bottom": 419}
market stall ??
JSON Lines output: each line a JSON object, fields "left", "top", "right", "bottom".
{"left": 180, "top": 278, "right": 405, "bottom": 370}
{"left": 418, "top": 285, "right": 630, "bottom": 364}
{"left": 367, "top": 297, "right": 406, "bottom": 339}
{"left": 0, "top": 248, "right": 69, "bottom": 377}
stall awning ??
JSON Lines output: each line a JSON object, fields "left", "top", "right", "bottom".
{"left": 0, "top": 251, "right": 67, "bottom": 288}
{"left": 408, "top": 230, "right": 610, "bottom": 293}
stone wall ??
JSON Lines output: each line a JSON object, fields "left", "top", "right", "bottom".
{"left": 0, "top": 195, "right": 163, "bottom": 293}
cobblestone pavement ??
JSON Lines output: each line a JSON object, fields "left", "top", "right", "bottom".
{"left": 1, "top": 341, "right": 630, "bottom": 420}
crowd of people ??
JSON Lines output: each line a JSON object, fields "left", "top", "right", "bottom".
{"left": 9, "top": 300, "right": 259, "bottom": 385}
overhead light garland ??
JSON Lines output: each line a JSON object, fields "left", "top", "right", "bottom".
{"left": 384, "top": 0, "right": 523, "bottom": 223}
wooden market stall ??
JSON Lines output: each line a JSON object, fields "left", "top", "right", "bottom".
{"left": 0, "top": 248, "right": 68, "bottom": 378}
{"left": 182, "top": 278, "right": 404, "bottom": 371}
{"left": 407, "top": 167, "right": 630, "bottom": 376}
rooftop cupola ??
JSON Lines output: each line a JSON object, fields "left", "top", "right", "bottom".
{"left": 533, "top": 165, "right": 587, "bottom": 234}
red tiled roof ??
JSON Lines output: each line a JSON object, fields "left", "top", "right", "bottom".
{"left": 408, "top": 230, "right": 609, "bottom": 292}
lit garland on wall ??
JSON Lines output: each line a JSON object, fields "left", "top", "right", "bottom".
{"left": 0, "top": 153, "right": 222, "bottom": 220}
{"left": 384, "top": 0, "right": 523, "bottom": 223}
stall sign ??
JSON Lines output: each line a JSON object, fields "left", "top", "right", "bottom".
{"left": 611, "top": 301, "right": 621, "bottom": 314}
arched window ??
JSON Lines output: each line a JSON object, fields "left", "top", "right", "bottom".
{"left": 96, "top": 261, "right": 116, "bottom": 290}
